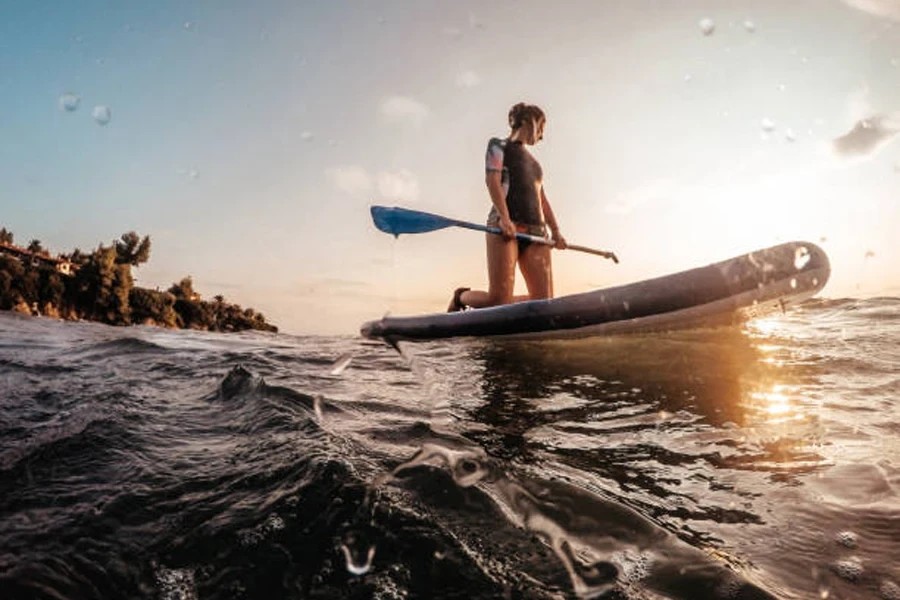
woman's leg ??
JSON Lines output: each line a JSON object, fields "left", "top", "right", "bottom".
{"left": 459, "top": 234, "right": 519, "bottom": 308}
{"left": 518, "top": 243, "right": 553, "bottom": 300}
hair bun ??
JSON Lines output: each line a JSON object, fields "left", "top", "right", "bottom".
{"left": 508, "top": 102, "right": 546, "bottom": 130}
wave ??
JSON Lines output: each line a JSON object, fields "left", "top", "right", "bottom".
{"left": 69, "top": 337, "right": 169, "bottom": 361}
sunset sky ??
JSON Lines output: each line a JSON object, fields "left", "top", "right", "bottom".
{"left": 2, "top": 0, "right": 898, "bottom": 334}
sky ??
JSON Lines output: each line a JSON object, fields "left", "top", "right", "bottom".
{"left": 1, "top": 0, "right": 899, "bottom": 335}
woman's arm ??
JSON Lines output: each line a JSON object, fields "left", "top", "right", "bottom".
{"left": 486, "top": 171, "right": 516, "bottom": 238}
{"left": 541, "top": 186, "right": 567, "bottom": 248}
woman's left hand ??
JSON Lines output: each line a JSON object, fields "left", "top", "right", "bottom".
{"left": 553, "top": 231, "right": 567, "bottom": 250}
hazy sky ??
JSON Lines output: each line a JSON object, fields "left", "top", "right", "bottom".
{"left": 2, "top": 0, "right": 899, "bottom": 334}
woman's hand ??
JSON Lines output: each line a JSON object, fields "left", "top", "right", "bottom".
{"left": 552, "top": 229, "right": 567, "bottom": 250}
{"left": 498, "top": 215, "right": 517, "bottom": 240}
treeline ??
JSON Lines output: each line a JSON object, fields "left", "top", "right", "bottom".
{"left": 0, "top": 230, "right": 277, "bottom": 333}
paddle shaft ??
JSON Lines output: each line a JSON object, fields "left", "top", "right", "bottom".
{"left": 460, "top": 221, "right": 618, "bottom": 262}
{"left": 371, "top": 205, "right": 619, "bottom": 263}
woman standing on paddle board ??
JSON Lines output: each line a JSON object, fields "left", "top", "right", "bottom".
{"left": 448, "top": 103, "right": 567, "bottom": 311}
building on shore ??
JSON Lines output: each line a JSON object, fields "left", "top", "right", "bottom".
{"left": 0, "top": 242, "right": 77, "bottom": 276}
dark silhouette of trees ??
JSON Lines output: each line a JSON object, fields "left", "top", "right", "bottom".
{"left": 115, "top": 232, "right": 151, "bottom": 266}
{"left": 27, "top": 239, "right": 48, "bottom": 256}
{"left": 73, "top": 245, "right": 132, "bottom": 325}
{"left": 0, "top": 255, "right": 25, "bottom": 309}
{"left": 70, "top": 248, "right": 89, "bottom": 266}
{"left": 0, "top": 228, "right": 276, "bottom": 333}
{"left": 130, "top": 287, "right": 178, "bottom": 328}
{"left": 168, "top": 276, "right": 196, "bottom": 300}
{"left": 0, "top": 228, "right": 13, "bottom": 245}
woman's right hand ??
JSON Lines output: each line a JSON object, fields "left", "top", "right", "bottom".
{"left": 498, "top": 215, "right": 517, "bottom": 240}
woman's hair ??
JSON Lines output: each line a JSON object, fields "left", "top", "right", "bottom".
{"left": 508, "top": 102, "right": 546, "bottom": 130}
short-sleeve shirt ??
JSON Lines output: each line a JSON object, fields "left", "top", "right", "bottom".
{"left": 484, "top": 137, "right": 544, "bottom": 227}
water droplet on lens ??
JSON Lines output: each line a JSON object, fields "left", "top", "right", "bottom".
{"left": 891, "top": 58, "right": 898, "bottom": 67}
{"left": 743, "top": 20, "right": 756, "bottom": 32}
{"left": 184, "top": 21, "right": 194, "bottom": 30}
{"left": 777, "top": 83, "right": 786, "bottom": 92}
{"left": 761, "top": 118, "right": 775, "bottom": 132}
{"left": 92, "top": 105, "right": 111, "bottom": 125}
{"left": 59, "top": 93, "right": 80, "bottom": 112}
{"left": 865, "top": 250, "right": 875, "bottom": 259}
{"left": 785, "top": 128, "right": 797, "bottom": 142}
{"left": 790, "top": 278, "right": 797, "bottom": 289}
{"left": 684, "top": 74, "right": 692, "bottom": 83}
{"left": 300, "top": 131, "right": 313, "bottom": 142}
{"left": 699, "top": 18, "right": 715, "bottom": 36}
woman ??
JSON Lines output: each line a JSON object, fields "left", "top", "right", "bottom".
{"left": 448, "top": 102, "right": 567, "bottom": 311}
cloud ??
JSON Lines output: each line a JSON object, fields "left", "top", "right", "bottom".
{"left": 841, "top": 0, "right": 900, "bottom": 21}
{"left": 827, "top": 84, "right": 900, "bottom": 161}
{"left": 377, "top": 169, "right": 419, "bottom": 202}
{"left": 456, "top": 70, "right": 481, "bottom": 88}
{"left": 442, "top": 26, "right": 463, "bottom": 40}
{"left": 831, "top": 114, "right": 900, "bottom": 158}
{"left": 326, "top": 166, "right": 419, "bottom": 202}
{"left": 380, "top": 96, "right": 429, "bottom": 126}
{"left": 605, "top": 179, "right": 680, "bottom": 215}
{"left": 325, "top": 166, "right": 373, "bottom": 196}
{"left": 846, "top": 85, "right": 873, "bottom": 123}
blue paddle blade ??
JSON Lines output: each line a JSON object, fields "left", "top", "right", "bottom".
{"left": 370, "top": 206, "right": 455, "bottom": 236}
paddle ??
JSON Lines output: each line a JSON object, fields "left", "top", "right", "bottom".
{"left": 370, "top": 205, "right": 619, "bottom": 263}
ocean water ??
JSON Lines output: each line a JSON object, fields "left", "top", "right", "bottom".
{"left": 1, "top": 298, "right": 899, "bottom": 600}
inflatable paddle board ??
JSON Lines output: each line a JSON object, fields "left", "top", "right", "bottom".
{"left": 360, "top": 241, "right": 830, "bottom": 342}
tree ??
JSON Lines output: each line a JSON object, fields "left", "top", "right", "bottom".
{"left": 0, "top": 255, "right": 24, "bottom": 309}
{"left": 0, "top": 228, "right": 13, "bottom": 245}
{"left": 70, "top": 248, "right": 89, "bottom": 266}
{"left": 27, "top": 239, "right": 46, "bottom": 255}
{"left": 115, "top": 232, "right": 151, "bottom": 266}
{"left": 130, "top": 288, "right": 178, "bottom": 328}
{"left": 38, "top": 270, "right": 65, "bottom": 308}
{"left": 73, "top": 245, "right": 132, "bottom": 325}
{"left": 168, "top": 276, "right": 196, "bottom": 300}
